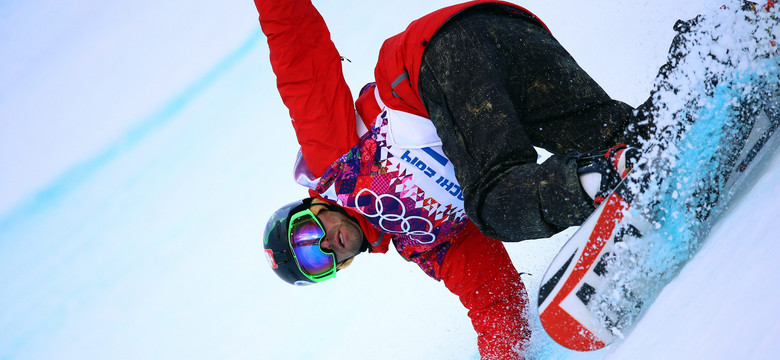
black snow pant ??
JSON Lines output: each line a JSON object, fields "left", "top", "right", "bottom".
{"left": 419, "top": 6, "right": 647, "bottom": 242}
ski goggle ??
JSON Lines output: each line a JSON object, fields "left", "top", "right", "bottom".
{"left": 288, "top": 209, "right": 336, "bottom": 282}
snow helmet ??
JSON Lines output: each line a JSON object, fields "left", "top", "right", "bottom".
{"left": 263, "top": 198, "right": 336, "bottom": 286}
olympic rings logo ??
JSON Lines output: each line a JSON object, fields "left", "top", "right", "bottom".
{"left": 353, "top": 188, "right": 436, "bottom": 244}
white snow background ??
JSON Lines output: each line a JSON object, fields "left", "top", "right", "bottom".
{"left": 1, "top": 0, "right": 778, "bottom": 359}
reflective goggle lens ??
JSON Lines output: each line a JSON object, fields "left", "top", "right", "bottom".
{"left": 289, "top": 213, "right": 335, "bottom": 279}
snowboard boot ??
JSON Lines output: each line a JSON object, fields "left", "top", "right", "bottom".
{"left": 576, "top": 145, "right": 640, "bottom": 206}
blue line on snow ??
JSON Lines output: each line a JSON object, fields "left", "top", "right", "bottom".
{"left": 0, "top": 30, "right": 262, "bottom": 233}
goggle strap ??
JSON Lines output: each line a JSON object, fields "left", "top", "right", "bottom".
{"left": 272, "top": 250, "right": 292, "bottom": 265}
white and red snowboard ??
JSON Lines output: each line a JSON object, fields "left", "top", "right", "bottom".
{"left": 538, "top": 98, "right": 779, "bottom": 351}
{"left": 537, "top": 2, "right": 779, "bottom": 350}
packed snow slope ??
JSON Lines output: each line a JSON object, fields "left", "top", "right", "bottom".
{"left": 1, "top": 0, "right": 778, "bottom": 359}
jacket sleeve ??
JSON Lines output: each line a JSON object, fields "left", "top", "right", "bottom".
{"left": 439, "top": 223, "right": 531, "bottom": 360}
{"left": 254, "top": 0, "right": 358, "bottom": 177}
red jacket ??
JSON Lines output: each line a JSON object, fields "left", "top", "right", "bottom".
{"left": 256, "top": 1, "right": 540, "bottom": 358}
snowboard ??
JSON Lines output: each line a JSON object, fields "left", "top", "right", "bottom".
{"left": 536, "top": 2, "right": 779, "bottom": 351}
{"left": 537, "top": 88, "right": 780, "bottom": 352}
{"left": 537, "top": 121, "right": 777, "bottom": 351}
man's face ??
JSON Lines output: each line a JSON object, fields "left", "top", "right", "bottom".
{"left": 316, "top": 208, "right": 363, "bottom": 262}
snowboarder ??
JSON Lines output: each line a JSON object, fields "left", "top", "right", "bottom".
{"left": 256, "top": 0, "right": 649, "bottom": 359}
